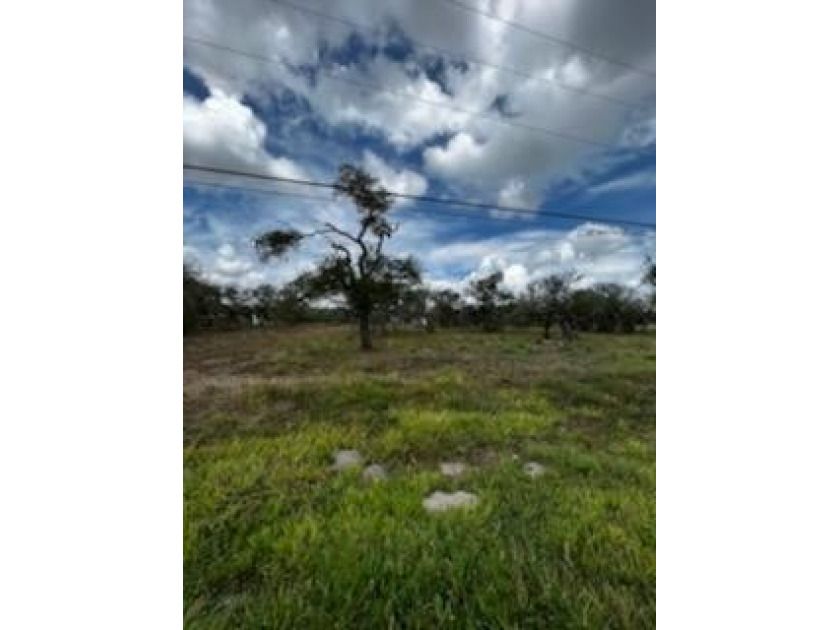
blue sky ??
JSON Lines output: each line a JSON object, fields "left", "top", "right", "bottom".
{"left": 183, "top": 0, "right": 655, "bottom": 293}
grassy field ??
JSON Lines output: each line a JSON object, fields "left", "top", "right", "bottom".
{"left": 184, "top": 326, "right": 655, "bottom": 628}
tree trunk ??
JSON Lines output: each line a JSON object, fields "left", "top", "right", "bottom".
{"left": 560, "top": 318, "right": 574, "bottom": 342}
{"left": 543, "top": 315, "right": 552, "bottom": 340}
{"left": 359, "top": 309, "right": 373, "bottom": 351}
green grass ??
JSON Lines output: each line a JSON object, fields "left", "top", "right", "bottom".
{"left": 184, "top": 327, "right": 655, "bottom": 628}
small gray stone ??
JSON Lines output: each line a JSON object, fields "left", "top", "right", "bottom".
{"left": 423, "top": 491, "right": 478, "bottom": 512}
{"left": 332, "top": 449, "right": 363, "bottom": 470}
{"left": 362, "top": 464, "right": 387, "bottom": 482}
{"left": 440, "top": 462, "right": 467, "bottom": 477}
{"left": 524, "top": 462, "right": 547, "bottom": 478}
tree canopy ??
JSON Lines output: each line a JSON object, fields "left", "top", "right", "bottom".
{"left": 254, "top": 165, "right": 420, "bottom": 350}
{"left": 467, "top": 271, "right": 513, "bottom": 332}
{"left": 526, "top": 270, "right": 581, "bottom": 339}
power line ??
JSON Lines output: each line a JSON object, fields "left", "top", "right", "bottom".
{"left": 184, "top": 178, "right": 333, "bottom": 202}
{"left": 183, "top": 163, "right": 655, "bottom": 229}
{"left": 184, "top": 165, "right": 333, "bottom": 191}
{"left": 185, "top": 178, "right": 653, "bottom": 280}
{"left": 185, "top": 179, "right": 654, "bottom": 291}
{"left": 183, "top": 179, "right": 326, "bottom": 232}
{"left": 184, "top": 177, "right": 544, "bottom": 224}
{"left": 437, "top": 0, "right": 655, "bottom": 79}
{"left": 184, "top": 178, "right": 501, "bottom": 224}
{"left": 184, "top": 177, "right": 654, "bottom": 237}
{"left": 396, "top": 198, "right": 653, "bottom": 235}
{"left": 264, "top": 0, "right": 644, "bottom": 111}
{"left": 184, "top": 35, "right": 617, "bottom": 151}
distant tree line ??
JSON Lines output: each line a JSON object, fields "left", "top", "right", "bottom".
{"left": 183, "top": 264, "right": 351, "bottom": 334}
{"left": 185, "top": 264, "right": 654, "bottom": 337}
{"left": 184, "top": 165, "right": 655, "bottom": 344}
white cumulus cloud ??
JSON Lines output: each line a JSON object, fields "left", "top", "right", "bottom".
{"left": 183, "top": 88, "right": 308, "bottom": 185}
{"left": 362, "top": 151, "right": 428, "bottom": 206}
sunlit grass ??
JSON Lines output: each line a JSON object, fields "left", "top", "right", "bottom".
{"left": 184, "top": 327, "right": 655, "bottom": 628}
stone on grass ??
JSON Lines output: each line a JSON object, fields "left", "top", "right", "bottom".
{"left": 423, "top": 491, "right": 478, "bottom": 512}
{"left": 332, "top": 449, "right": 363, "bottom": 470}
{"left": 362, "top": 464, "right": 387, "bottom": 482}
{"left": 524, "top": 462, "right": 547, "bottom": 478}
{"left": 440, "top": 462, "right": 467, "bottom": 477}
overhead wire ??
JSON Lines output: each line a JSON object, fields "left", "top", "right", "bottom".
{"left": 184, "top": 178, "right": 654, "bottom": 271}
{"left": 184, "top": 177, "right": 544, "bottom": 225}
{"left": 182, "top": 4, "right": 655, "bottom": 293}
{"left": 263, "top": 0, "right": 646, "bottom": 111}
{"left": 184, "top": 164, "right": 655, "bottom": 229}
{"left": 437, "top": 0, "right": 656, "bottom": 79}
{"left": 184, "top": 34, "right": 619, "bottom": 151}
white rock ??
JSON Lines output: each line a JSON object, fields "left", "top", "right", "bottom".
{"left": 524, "top": 462, "right": 547, "bottom": 478}
{"left": 362, "top": 464, "right": 387, "bottom": 482}
{"left": 332, "top": 449, "right": 363, "bottom": 470}
{"left": 439, "top": 462, "right": 467, "bottom": 477}
{"left": 422, "top": 491, "right": 478, "bottom": 512}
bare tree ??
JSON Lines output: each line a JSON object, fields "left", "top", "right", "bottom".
{"left": 254, "top": 165, "right": 420, "bottom": 350}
